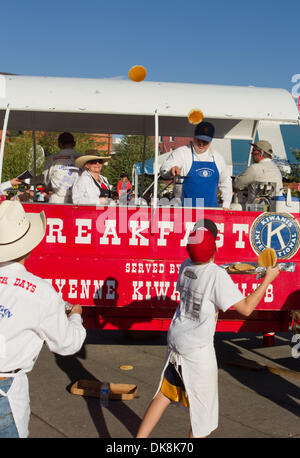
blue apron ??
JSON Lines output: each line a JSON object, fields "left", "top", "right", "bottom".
{"left": 182, "top": 144, "right": 219, "bottom": 207}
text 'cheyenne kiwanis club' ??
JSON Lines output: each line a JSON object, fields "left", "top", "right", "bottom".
{"left": 48, "top": 272, "right": 274, "bottom": 303}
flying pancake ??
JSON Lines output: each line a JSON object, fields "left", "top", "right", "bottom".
{"left": 258, "top": 248, "right": 277, "bottom": 267}
{"left": 187, "top": 109, "right": 204, "bottom": 125}
{"left": 128, "top": 65, "right": 147, "bottom": 82}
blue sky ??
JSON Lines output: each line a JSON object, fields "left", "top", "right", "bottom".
{"left": 1, "top": 0, "right": 299, "bottom": 94}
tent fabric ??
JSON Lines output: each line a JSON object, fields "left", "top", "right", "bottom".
{"left": 0, "top": 75, "right": 297, "bottom": 122}
{"left": 0, "top": 75, "right": 299, "bottom": 137}
{"left": 133, "top": 151, "right": 173, "bottom": 175}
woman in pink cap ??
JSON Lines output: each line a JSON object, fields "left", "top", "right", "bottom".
{"left": 136, "top": 219, "right": 279, "bottom": 438}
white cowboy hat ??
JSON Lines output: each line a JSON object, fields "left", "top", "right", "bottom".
{"left": 0, "top": 201, "right": 46, "bottom": 262}
{"left": 75, "top": 153, "right": 110, "bottom": 169}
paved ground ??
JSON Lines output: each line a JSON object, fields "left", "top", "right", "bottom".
{"left": 27, "top": 330, "right": 300, "bottom": 440}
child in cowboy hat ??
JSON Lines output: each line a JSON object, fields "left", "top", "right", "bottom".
{"left": 136, "top": 219, "right": 279, "bottom": 438}
{"left": 0, "top": 201, "right": 86, "bottom": 438}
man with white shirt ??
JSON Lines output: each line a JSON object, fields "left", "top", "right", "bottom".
{"left": 42, "top": 132, "right": 80, "bottom": 204}
{"left": 0, "top": 201, "right": 86, "bottom": 437}
{"left": 233, "top": 140, "right": 283, "bottom": 203}
{"left": 159, "top": 122, "right": 232, "bottom": 209}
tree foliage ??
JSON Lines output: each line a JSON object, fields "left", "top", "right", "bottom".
{"left": 103, "top": 135, "right": 154, "bottom": 191}
{"left": 1, "top": 131, "right": 100, "bottom": 182}
{"left": 2, "top": 133, "right": 36, "bottom": 181}
{"left": 38, "top": 131, "right": 100, "bottom": 156}
{"left": 2, "top": 132, "right": 156, "bottom": 197}
{"left": 285, "top": 149, "right": 300, "bottom": 197}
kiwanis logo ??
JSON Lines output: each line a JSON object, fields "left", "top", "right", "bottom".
{"left": 196, "top": 168, "right": 215, "bottom": 178}
{"left": 250, "top": 212, "right": 300, "bottom": 259}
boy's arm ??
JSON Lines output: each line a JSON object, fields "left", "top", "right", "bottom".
{"left": 233, "top": 266, "right": 279, "bottom": 317}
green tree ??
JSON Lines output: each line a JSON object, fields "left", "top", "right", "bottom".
{"left": 2, "top": 134, "right": 37, "bottom": 181}
{"left": 1, "top": 131, "right": 103, "bottom": 182}
{"left": 285, "top": 148, "right": 300, "bottom": 198}
{"left": 104, "top": 135, "right": 154, "bottom": 193}
{"left": 38, "top": 131, "right": 102, "bottom": 156}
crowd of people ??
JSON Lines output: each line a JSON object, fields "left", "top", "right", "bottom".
{"left": 1, "top": 132, "right": 133, "bottom": 207}
{"left": 160, "top": 122, "right": 283, "bottom": 209}
{"left": 1, "top": 126, "right": 284, "bottom": 209}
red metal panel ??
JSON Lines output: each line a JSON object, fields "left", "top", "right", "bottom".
{"left": 23, "top": 203, "right": 300, "bottom": 332}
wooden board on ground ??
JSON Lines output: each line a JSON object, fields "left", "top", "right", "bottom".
{"left": 228, "top": 357, "right": 300, "bottom": 380}
{"left": 70, "top": 380, "right": 138, "bottom": 400}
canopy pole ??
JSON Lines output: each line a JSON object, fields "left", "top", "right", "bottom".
{"left": 134, "top": 166, "right": 138, "bottom": 203}
{"left": 153, "top": 110, "right": 159, "bottom": 209}
{"left": 32, "top": 129, "right": 37, "bottom": 200}
{"left": 140, "top": 117, "right": 147, "bottom": 198}
{"left": 150, "top": 110, "right": 159, "bottom": 235}
{"left": 248, "top": 120, "right": 259, "bottom": 166}
{"left": 0, "top": 104, "right": 10, "bottom": 182}
{"left": 140, "top": 135, "right": 146, "bottom": 198}
{"left": 32, "top": 130, "right": 37, "bottom": 177}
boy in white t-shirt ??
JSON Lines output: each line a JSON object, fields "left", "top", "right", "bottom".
{"left": 136, "top": 219, "right": 280, "bottom": 438}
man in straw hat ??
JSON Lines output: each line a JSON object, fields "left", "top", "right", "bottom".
{"left": 42, "top": 132, "right": 81, "bottom": 204}
{"left": 0, "top": 201, "right": 86, "bottom": 437}
{"left": 160, "top": 122, "right": 232, "bottom": 209}
{"left": 233, "top": 140, "right": 283, "bottom": 204}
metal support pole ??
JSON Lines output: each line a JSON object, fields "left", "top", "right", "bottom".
{"left": 140, "top": 132, "right": 147, "bottom": 198}
{"left": 32, "top": 130, "right": 37, "bottom": 177}
{"left": 153, "top": 110, "right": 159, "bottom": 209}
{"left": 0, "top": 105, "right": 10, "bottom": 182}
{"left": 151, "top": 110, "right": 159, "bottom": 235}
{"left": 248, "top": 120, "right": 258, "bottom": 166}
{"left": 32, "top": 130, "right": 37, "bottom": 200}
{"left": 134, "top": 167, "right": 138, "bottom": 203}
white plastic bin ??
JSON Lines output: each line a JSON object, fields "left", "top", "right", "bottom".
{"left": 271, "top": 189, "right": 300, "bottom": 213}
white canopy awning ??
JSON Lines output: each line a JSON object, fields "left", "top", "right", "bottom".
{"left": 0, "top": 75, "right": 299, "bottom": 138}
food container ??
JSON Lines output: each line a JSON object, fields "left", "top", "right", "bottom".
{"left": 245, "top": 203, "right": 266, "bottom": 212}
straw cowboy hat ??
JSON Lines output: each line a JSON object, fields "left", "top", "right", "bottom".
{"left": 250, "top": 140, "right": 273, "bottom": 156}
{"left": 75, "top": 150, "right": 110, "bottom": 169}
{"left": 0, "top": 201, "right": 46, "bottom": 262}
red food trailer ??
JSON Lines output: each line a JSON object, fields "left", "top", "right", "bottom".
{"left": 0, "top": 75, "right": 299, "bottom": 336}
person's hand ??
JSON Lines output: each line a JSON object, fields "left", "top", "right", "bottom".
{"left": 264, "top": 266, "right": 280, "bottom": 283}
{"left": 69, "top": 304, "right": 83, "bottom": 316}
{"left": 170, "top": 166, "right": 181, "bottom": 176}
{"left": 10, "top": 177, "right": 23, "bottom": 187}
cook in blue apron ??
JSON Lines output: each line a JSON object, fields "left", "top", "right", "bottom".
{"left": 182, "top": 143, "right": 219, "bottom": 208}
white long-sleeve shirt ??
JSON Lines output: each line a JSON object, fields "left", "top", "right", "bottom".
{"left": 72, "top": 170, "right": 111, "bottom": 205}
{"left": 233, "top": 158, "right": 283, "bottom": 202}
{"left": 0, "top": 180, "right": 12, "bottom": 194}
{"left": 42, "top": 148, "right": 81, "bottom": 203}
{"left": 0, "top": 262, "right": 86, "bottom": 374}
{"left": 159, "top": 145, "right": 233, "bottom": 208}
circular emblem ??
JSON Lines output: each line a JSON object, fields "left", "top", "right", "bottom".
{"left": 250, "top": 212, "right": 300, "bottom": 260}
{"left": 196, "top": 168, "right": 214, "bottom": 178}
